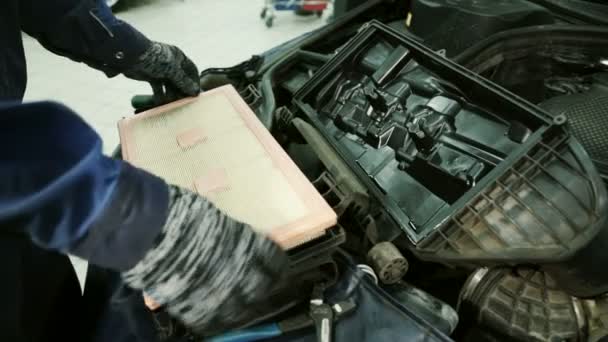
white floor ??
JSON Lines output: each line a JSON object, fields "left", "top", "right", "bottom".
{"left": 22, "top": 0, "right": 325, "bottom": 289}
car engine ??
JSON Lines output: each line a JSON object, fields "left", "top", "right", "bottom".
{"left": 197, "top": 1, "right": 608, "bottom": 340}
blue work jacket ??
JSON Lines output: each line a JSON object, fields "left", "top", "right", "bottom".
{"left": 0, "top": 1, "right": 171, "bottom": 340}
{"left": 1, "top": 0, "right": 150, "bottom": 100}
{"left": 0, "top": 101, "right": 170, "bottom": 342}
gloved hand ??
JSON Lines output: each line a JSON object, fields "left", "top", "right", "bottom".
{"left": 122, "top": 185, "right": 288, "bottom": 335}
{"left": 124, "top": 42, "right": 200, "bottom": 105}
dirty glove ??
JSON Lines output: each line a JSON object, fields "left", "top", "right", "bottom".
{"left": 124, "top": 42, "right": 200, "bottom": 104}
{"left": 122, "top": 185, "right": 288, "bottom": 335}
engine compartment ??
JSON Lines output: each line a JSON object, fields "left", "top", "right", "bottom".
{"left": 457, "top": 26, "right": 608, "bottom": 183}
{"left": 300, "top": 42, "right": 535, "bottom": 231}
{"left": 286, "top": 21, "right": 608, "bottom": 342}
{"left": 293, "top": 21, "right": 602, "bottom": 249}
{"left": 457, "top": 26, "right": 608, "bottom": 104}
{"left": 192, "top": 1, "right": 608, "bottom": 341}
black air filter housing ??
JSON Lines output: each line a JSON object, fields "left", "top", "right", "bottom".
{"left": 293, "top": 21, "right": 608, "bottom": 297}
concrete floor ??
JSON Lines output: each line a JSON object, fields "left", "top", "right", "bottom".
{"left": 22, "top": 0, "right": 326, "bottom": 289}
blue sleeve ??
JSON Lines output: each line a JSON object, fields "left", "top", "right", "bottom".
{"left": 19, "top": 0, "right": 151, "bottom": 76}
{"left": 0, "top": 101, "right": 169, "bottom": 271}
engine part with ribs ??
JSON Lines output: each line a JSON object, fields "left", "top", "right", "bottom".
{"left": 290, "top": 117, "right": 405, "bottom": 252}
{"left": 367, "top": 241, "right": 409, "bottom": 284}
{"left": 293, "top": 21, "right": 608, "bottom": 298}
{"left": 458, "top": 267, "right": 608, "bottom": 342}
{"left": 292, "top": 118, "right": 370, "bottom": 216}
{"left": 291, "top": 117, "right": 412, "bottom": 253}
{"left": 458, "top": 268, "right": 584, "bottom": 341}
{"left": 457, "top": 30, "right": 608, "bottom": 296}
{"left": 538, "top": 74, "right": 608, "bottom": 182}
{"left": 583, "top": 295, "right": 608, "bottom": 342}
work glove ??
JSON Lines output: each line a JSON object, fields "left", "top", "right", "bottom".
{"left": 124, "top": 42, "right": 200, "bottom": 105}
{"left": 122, "top": 185, "right": 288, "bottom": 335}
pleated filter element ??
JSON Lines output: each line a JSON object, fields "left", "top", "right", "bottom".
{"left": 118, "top": 85, "right": 337, "bottom": 249}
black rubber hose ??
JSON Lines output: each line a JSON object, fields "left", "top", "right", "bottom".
{"left": 259, "top": 50, "right": 298, "bottom": 129}
{"left": 297, "top": 50, "right": 333, "bottom": 64}
{"left": 258, "top": 49, "right": 332, "bottom": 130}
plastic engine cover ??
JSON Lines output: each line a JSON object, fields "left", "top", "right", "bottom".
{"left": 409, "top": 0, "right": 554, "bottom": 56}
{"left": 293, "top": 21, "right": 608, "bottom": 296}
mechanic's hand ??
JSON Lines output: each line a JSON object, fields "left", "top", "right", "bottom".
{"left": 124, "top": 42, "right": 200, "bottom": 105}
{"left": 122, "top": 185, "right": 288, "bottom": 335}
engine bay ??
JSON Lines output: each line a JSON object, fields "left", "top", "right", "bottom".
{"left": 194, "top": 1, "right": 608, "bottom": 341}
{"left": 456, "top": 26, "right": 608, "bottom": 183}
{"left": 293, "top": 25, "right": 553, "bottom": 244}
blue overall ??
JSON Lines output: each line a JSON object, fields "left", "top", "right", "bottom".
{"left": 0, "top": 1, "right": 170, "bottom": 340}
{"left": 1, "top": 0, "right": 150, "bottom": 100}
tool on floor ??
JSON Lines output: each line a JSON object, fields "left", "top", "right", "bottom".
{"left": 260, "top": 0, "right": 330, "bottom": 28}
{"left": 206, "top": 284, "right": 356, "bottom": 342}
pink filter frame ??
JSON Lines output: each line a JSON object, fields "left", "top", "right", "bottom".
{"left": 118, "top": 85, "right": 337, "bottom": 249}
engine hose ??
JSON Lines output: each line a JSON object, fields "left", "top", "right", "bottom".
{"left": 458, "top": 267, "right": 596, "bottom": 342}
{"left": 259, "top": 50, "right": 297, "bottom": 129}
{"left": 296, "top": 50, "right": 333, "bottom": 64}
{"left": 259, "top": 49, "right": 332, "bottom": 130}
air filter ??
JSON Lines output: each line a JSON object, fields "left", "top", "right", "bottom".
{"left": 118, "top": 85, "right": 337, "bottom": 249}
